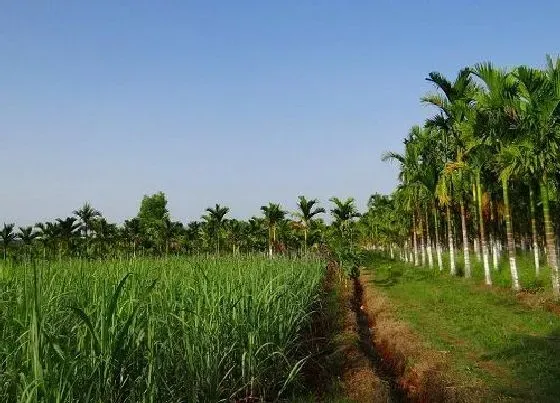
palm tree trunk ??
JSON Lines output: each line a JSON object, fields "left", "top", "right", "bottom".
{"left": 433, "top": 205, "right": 443, "bottom": 271}
{"left": 540, "top": 175, "right": 560, "bottom": 298}
{"left": 268, "top": 226, "right": 274, "bottom": 257}
{"left": 472, "top": 181, "right": 481, "bottom": 261}
{"left": 529, "top": 185, "right": 540, "bottom": 276}
{"left": 425, "top": 208, "right": 434, "bottom": 268}
{"left": 502, "top": 176, "right": 520, "bottom": 291}
{"left": 303, "top": 227, "right": 308, "bottom": 255}
{"left": 489, "top": 199, "right": 499, "bottom": 270}
{"left": 459, "top": 197, "right": 471, "bottom": 278}
{"left": 216, "top": 225, "right": 220, "bottom": 255}
{"left": 419, "top": 212, "right": 426, "bottom": 266}
{"left": 446, "top": 204, "right": 456, "bottom": 275}
{"left": 412, "top": 212, "right": 419, "bottom": 266}
{"left": 476, "top": 173, "right": 491, "bottom": 285}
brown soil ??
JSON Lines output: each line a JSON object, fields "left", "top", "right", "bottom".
{"left": 302, "top": 262, "right": 393, "bottom": 402}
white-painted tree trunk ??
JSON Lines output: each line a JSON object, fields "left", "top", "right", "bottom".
{"left": 447, "top": 205, "right": 456, "bottom": 276}
{"left": 437, "top": 242, "right": 443, "bottom": 271}
{"left": 491, "top": 236, "right": 499, "bottom": 270}
{"left": 413, "top": 224, "right": 419, "bottom": 267}
{"left": 482, "top": 244, "right": 491, "bottom": 285}
{"left": 420, "top": 220, "right": 426, "bottom": 267}
{"left": 473, "top": 237, "right": 481, "bottom": 261}
{"left": 533, "top": 242, "right": 540, "bottom": 276}
{"left": 460, "top": 201, "right": 471, "bottom": 278}
{"left": 427, "top": 241, "right": 434, "bottom": 268}
{"left": 509, "top": 256, "right": 520, "bottom": 290}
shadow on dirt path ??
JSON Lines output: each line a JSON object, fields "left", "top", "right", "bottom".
{"left": 351, "top": 277, "right": 406, "bottom": 402}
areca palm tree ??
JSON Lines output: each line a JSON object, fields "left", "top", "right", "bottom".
{"left": 383, "top": 132, "right": 420, "bottom": 265}
{"left": 260, "top": 203, "right": 286, "bottom": 257}
{"left": 123, "top": 218, "right": 142, "bottom": 257}
{"left": 472, "top": 62, "right": 523, "bottom": 290}
{"left": 423, "top": 68, "right": 476, "bottom": 277}
{"left": 73, "top": 202, "right": 101, "bottom": 239}
{"left": 0, "top": 223, "right": 16, "bottom": 259}
{"left": 510, "top": 62, "right": 560, "bottom": 296}
{"left": 293, "top": 196, "right": 325, "bottom": 254}
{"left": 56, "top": 217, "right": 81, "bottom": 257}
{"left": 35, "top": 221, "right": 59, "bottom": 258}
{"left": 18, "top": 226, "right": 38, "bottom": 258}
{"left": 329, "top": 197, "right": 361, "bottom": 249}
{"left": 203, "top": 204, "right": 230, "bottom": 254}
{"left": 18, "top": 226, "right": 38, "bottom": 245}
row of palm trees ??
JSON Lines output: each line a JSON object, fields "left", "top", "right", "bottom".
{"left": 1, "top": 196, "right": 362, "bottom": 260}
{"left": 382, "top": 55, "right": 560, "bottom": 297}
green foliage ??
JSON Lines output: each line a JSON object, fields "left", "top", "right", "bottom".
{"left": 137, "top": 192, "right": 169, "bottom": 232}
{"left": 0, "top": 256, "right": 325, "bottom": 401}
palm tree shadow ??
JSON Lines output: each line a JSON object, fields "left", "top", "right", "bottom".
{"left": 480, "top": 328, "right": 560, "bottom": 400}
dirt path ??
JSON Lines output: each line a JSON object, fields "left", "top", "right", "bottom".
{"left": 303, "top": 263, "right": 404, "bottom": 402}
{"left": 345, "top": 276, "right": 405, "bottom": 402}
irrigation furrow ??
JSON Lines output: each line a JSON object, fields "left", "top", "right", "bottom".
{"left": 351, "top": 276, "right": 406, "bottom": 402}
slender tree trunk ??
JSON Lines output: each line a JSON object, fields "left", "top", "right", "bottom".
{"left": 303, "top": 227, "right": 308, "bottom": 255}
{"left": 529, "top": 185, "right": 540, "bottom": 276}
{"left": 540, "top": 176, "right": 560, "bottom": 298}
{"left": 447, "top": 204, "right": 456, "bottom": 275}
{"left": 472, "top": 181, "right": 481, "bottom": 261}
{"left": 419, "top": 211, "right": 426, "bottom": 266}
{"left": 412, "top": 212, "right": 419, "bottom": 266}
{"left": 489, "top": 199, "right": 499, "bottom": 270}
{"left": 268, "top": 226, "right": 274, "bottom": 258}
{"left": 425, "top": 208, "right": 434, "bottom": 268}
{"left": 502, "top": 177, "right": 520, "bottom": 291}
{"left": 216, "top": 225, "right": 220, "bottom": 255}
{"left": 433, "top": 206, "right": 443, "bottom": 271}
{"left": 459, "top": 197, "right": 471, "bottom": 278}
{"left": 476, "top": 173, "right": 491, "bottom": 285}
{"left": 404, "top": 240, "right": 409, "bottom": 262}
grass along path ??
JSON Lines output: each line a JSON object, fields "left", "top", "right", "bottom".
{"left": 362, "top": 253, "right": 560, "bottom": 402}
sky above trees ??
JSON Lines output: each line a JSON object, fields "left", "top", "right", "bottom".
{"left": 2, "top": 1, "right": 560, "bottom": 225}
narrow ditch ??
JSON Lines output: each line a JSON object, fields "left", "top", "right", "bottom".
{"left": 351, "top": 276, "right": 406, "bottom": 402}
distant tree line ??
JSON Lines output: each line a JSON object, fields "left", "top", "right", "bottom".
{"left": 1, "top": 192, "right": 379, "bottom": 261}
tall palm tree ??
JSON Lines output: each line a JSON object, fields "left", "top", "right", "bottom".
{"left": 472, "top": 62, "right": 524, "bottom": 290}
{"left": 260, "top": 203, "right": 286, "bottom": 257}
{"left": 35, "top": 221, "right": 59, "bottom": 258}
{"left": 18, "top": 226, "right": 38, "bottom": 258}
{"left": 293, "top": 196, "right": 325, "bottom": 254}
{"left": 510, "top": 62, "right": 560, "bottom": 296}
{"left": 73, "top": 202, "right": 101, "bottom": 239}
{"left": 56, "top": 217, "right": 81, "bottom": 257}
{"left": 123, "top": 218, "right": 142, "bottom": 257}
{"left": 0, "top": 223, "right": 16, "bottom": 260}
{"left": 18, "top": 226, "right": 38, "bottom": 245}
{"left": 203, "top": 204, "right": 229, "bottom": 254}
{"left": 329, "top": 197, "right": 361, "bottom": 249}
{"left": 423, "top": 68, "right": 476, "bottom": 277}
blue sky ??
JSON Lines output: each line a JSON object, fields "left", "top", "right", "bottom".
{"left": 2, "top": 1, "right": 559, "bottom": 225}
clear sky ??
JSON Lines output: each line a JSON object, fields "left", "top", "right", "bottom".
{"left": 2, "top": 1, "right": 559, "bottom": 225}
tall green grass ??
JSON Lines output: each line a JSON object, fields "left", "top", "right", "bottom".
{"left": 0, "top": 256, "right": 324, "bottom": 402}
